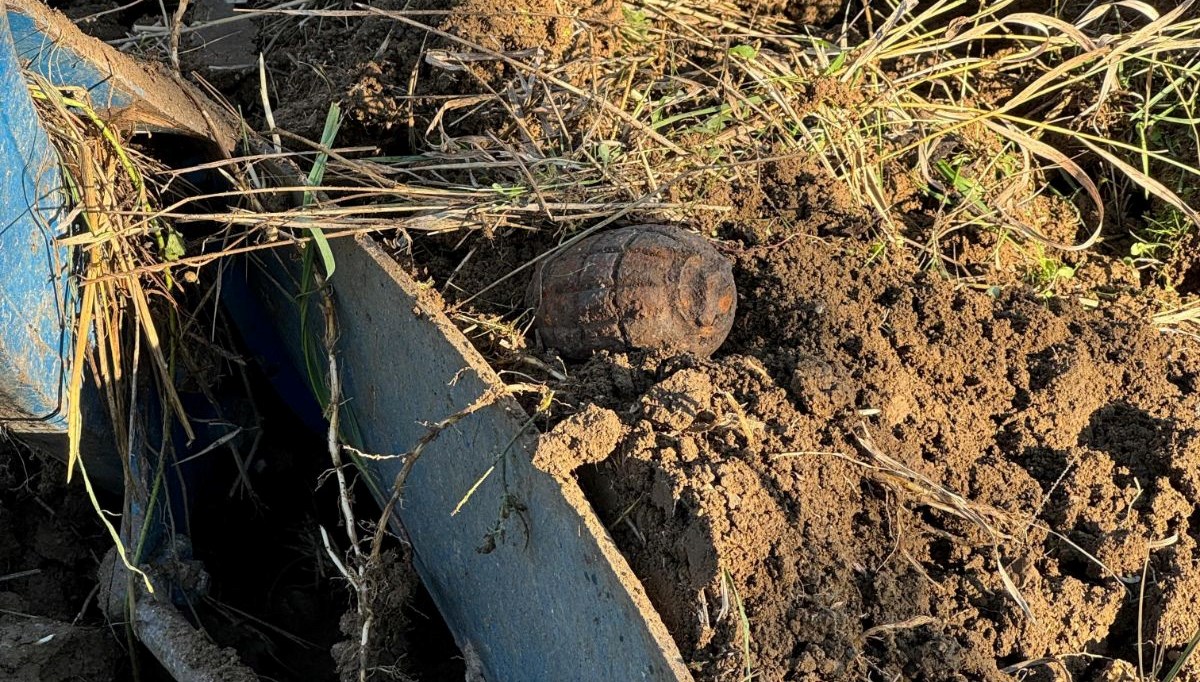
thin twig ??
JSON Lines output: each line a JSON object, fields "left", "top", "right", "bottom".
{"left": 169, "top": 0, "right": 190, "bottom": 72}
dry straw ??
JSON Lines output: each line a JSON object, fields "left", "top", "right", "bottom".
{"left": 227, "top": 0, "right": 1200, "bottom": 319}
{"left": 25, "top": 73, "right": 188, "bottom": 591}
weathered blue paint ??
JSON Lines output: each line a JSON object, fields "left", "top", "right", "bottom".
{"left": 7, "top": 8, "right": 137, "bottom": 110}
{"left": 219, "top": 257, "right": 329, "bottom": 436}
{"left": 227, "top": 235, "right": 693, "bottom": 681}
{"left": 1, "top": 0, "right": 152, "bottom": 430}
{"left": 0, "top": 4, "right": 71, "bottom": 429}
{"left": 0, "top": 1, "right": 134, "bottom": 488}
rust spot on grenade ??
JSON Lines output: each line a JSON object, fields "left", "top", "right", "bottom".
{"left": 526, "top": 224, "right": 737, "bottom": 359}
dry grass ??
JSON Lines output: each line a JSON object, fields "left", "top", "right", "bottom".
{"left": 207, "top": 0, "right": 1200, "bottom": 332}
{"left": 84, "top": 0, "right": 1200, "bottom": 321}
{"left": 26, "top": 73, "right": 194, "bottom": 592}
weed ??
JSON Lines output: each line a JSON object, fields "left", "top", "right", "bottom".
{"left": 1130, "top": 202, "right": 1196, "bottom": 286}
{"left": 1024, "top": 248, "right": 1078, "bottom": 297}
{"left": 26, "top": 74, "right": 196, "bottom": 593}
{"left": 228, "top": 0, "right": 1200, "bottom": 324}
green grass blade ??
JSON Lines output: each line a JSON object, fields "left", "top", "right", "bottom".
{"left": 1162, "top": 625, "right": 1200, "bottom": 681}
{"left": 303, "top": 102, "right": 341, "bottom": 278}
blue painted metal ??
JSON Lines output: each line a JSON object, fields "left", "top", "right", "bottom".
{"left": 0, "top": 1, "right": 138, "bottom": 494}
{"left": 1, "top": 0, "right": 182, "bottom": 437}
{"left": 6, "top": 0, "right": 237, "bottom": 152}
{"left": 225, "top": 233, "right": 693, "bottom": 681}
{"left": 7, "top": 8, "right": 136, "bottom": 110}
{"left": 0, "top": 3, "right": 71, "bottom": 430}
{"left": 0, "top": 1, "right": 186, "bottom": 493}
{"left": 220, "top": 258, "right": 329, "bottom": 436}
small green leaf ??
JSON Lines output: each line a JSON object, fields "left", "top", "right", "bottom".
{"left": 162, "top": 230, "right": 186, "bottom": 261}
{"left": 1130, "top": 242, "right": 1157, "bottom": 257}
{"left": 822, "top": 51, "right": 848, "bottom": 76}
{"left": 728, "top": 44, "right": 758, "bottom": 60}
{"left": 1055, "top": 266, "right": 1076, "bottom": 280}
{"left": 865, "top": 241, "right": 886, "bottom": 264}
{"left": 597, "top": 140, "right": 622, "bottom": 164}
{"left": 489, "top": 183, "right": 525, "bottom": 199}
{"left": 622, "top": 6, "right": 649, "bottom": 37}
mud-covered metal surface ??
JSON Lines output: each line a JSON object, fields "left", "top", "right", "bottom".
{"left": 0, "top": 2, "right": 70, "bottom": 429}
{"left": 6, "top": 0, "right": 239, "bottom": 148}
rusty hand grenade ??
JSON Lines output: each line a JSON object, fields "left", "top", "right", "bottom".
{"left": 526, "top": 224, "right": 737, "bottom": 359}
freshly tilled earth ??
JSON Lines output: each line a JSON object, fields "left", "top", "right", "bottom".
{"left": 571, "top": 236, "right": 1199, "bottom": 680}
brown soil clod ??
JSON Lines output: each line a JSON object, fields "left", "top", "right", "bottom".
{"left": 532, "top": 404, "right": 625, "bottom": 478}
{"left": 640, "top": 368, "right": 718, "bottom": 433}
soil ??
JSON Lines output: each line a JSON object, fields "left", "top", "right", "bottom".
{"left": 245, "top": 0, "right": 1200, "bottom": 679}
{"left": 246, "top": 0, "right": 622, "bottom": 148}
{"left": 0, "top": 443, "right": 120, "bottom": 682}
{"left": 571, "top": 238, "right": 1200, "bottom": 680}
{"left": 532, "top": 404, "right": 626, "bottom": 477}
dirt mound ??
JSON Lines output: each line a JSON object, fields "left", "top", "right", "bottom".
{"left": 261, "top": 0, "right": 620, "bottom": 145}
{"left": 437, "top": 0, "right": 620, "bottom": 78}
{"left": 565, "top": 237, "right": 1200, "bottom": 680}
{"left": 248, "top": 0, "right": 1200, "bottom": 677}
{"left": 258, "top": 0, "right": 432, "bottom": 141}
